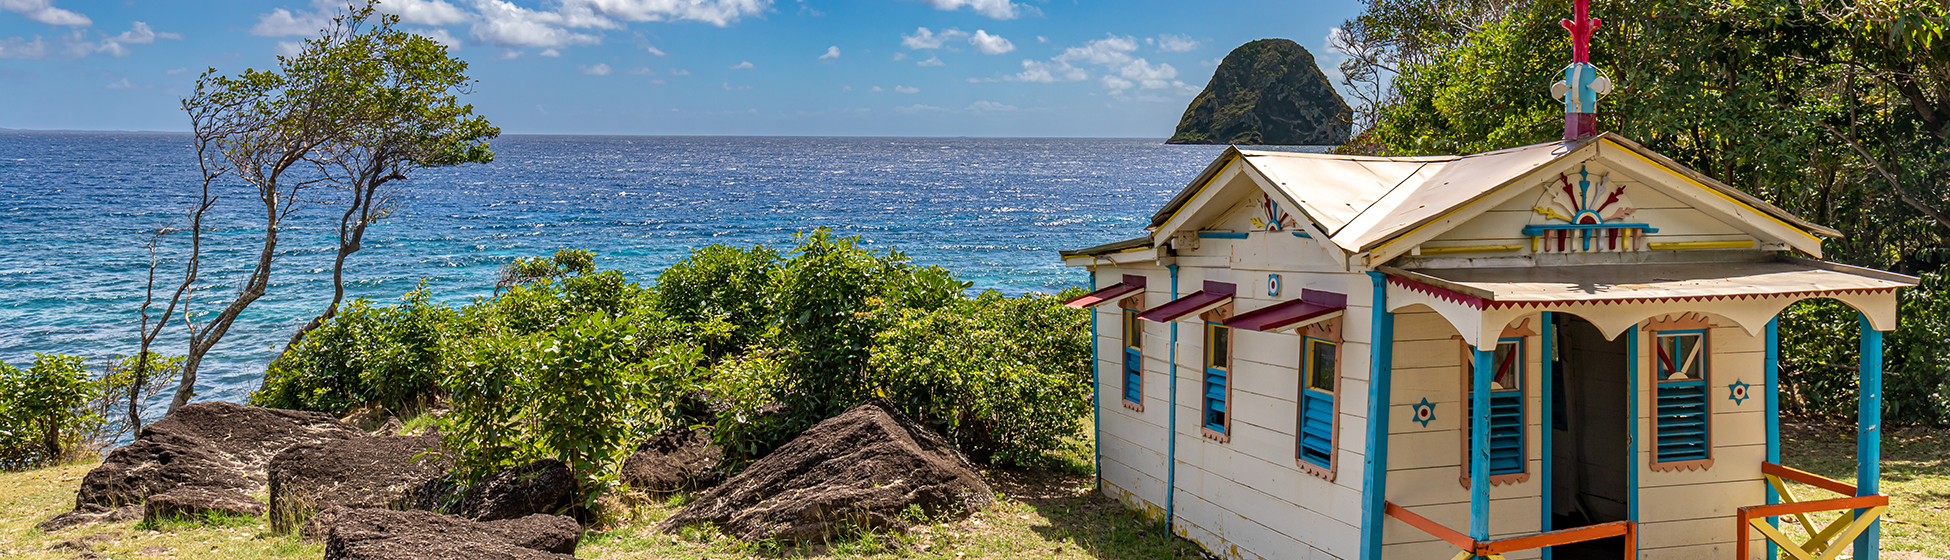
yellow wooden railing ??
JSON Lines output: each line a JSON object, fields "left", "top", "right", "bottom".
{"left": 1737, "top": 462, "right": 1888, "bottom": 560}
{"left": 1384, "top": 501, "right": 1634, "bottom": 560}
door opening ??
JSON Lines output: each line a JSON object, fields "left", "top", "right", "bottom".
{"left": 1550, "top": 314, "right": 1630, "bottom": 558}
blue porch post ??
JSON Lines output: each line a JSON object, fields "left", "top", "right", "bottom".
{"left": 1089, "top": 270, "right": 1102, "bottom": 492}
{"left": 1626, "top": 329, "right": 1640, "bottom": 556}
{"left": 1360, "top": 272, "right": 1395, "bottom": 560}
{"left": 1765, "top": 318, "right": 1781, "bottom": 560}
{"left": 1164, "top": 264, "right": 1180, "bottom": 534}
{"left": 1539, "top": 312, "right": 1555, "bottom": 560}
{"left": 1856, "top": 314, "right": 1884, "bottom": 560}
{"left": 1470, "top": 346, "right": 1494, "bottom": 542}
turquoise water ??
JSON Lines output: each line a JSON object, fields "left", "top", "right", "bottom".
{"left": 0, "top": 131, "right": 1322, "bottom": 412}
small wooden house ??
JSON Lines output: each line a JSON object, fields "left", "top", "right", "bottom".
{"left": 1060, "top": 10, "right": 1912, "bottom": 555}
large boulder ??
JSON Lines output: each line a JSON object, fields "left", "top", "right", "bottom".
{"left": 656, "top": 399, "right": 993, "bottom": 542}
{"left": 619, "top": 427, "right": 723, "bottom": 495}
{"left": 457, "top": 459, "right": 576, "bottom": 521}
{"left": 267, "top": 434, "right": 454, "bottom": 533}
{"left": 37, "top": 503, "right": 142, "bottom": 532}
{"left": 74, "top": 402, "right": 361, "bottom": 508}
{"left": 322, "top": 508, "right": 578, "bottom": 560}
{"left": 143, "top": 486, "right": 267, "bottom": 523}
{"left": 1167, "top": 38, "right": 1353, "bottom": 145}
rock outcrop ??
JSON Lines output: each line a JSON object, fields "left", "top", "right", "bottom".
{"left": 74, "top": 402, "right": 361, "bottom": 508}
{"left": 457, "top": 459, "right": 576, "bottom": 521}
{"left": 1168, "top": 38, "right": 1352, "bottom": 145}
{"left": 267, "top": 434, "right": 453, "bottom": 532}
{"left": 142, "top": 487, "right": 267, "bottom": 523}
{"left": 657, "top": 399, "right": 992, "bottom": 542}
{"left": 37, "top": 503, "right": 142, "bottom": 532}
{"left": 322, "top": 509, "right": 579, "bottom": 560}
{"left": 619, "top": 428, "right": 723, "bottom": 495}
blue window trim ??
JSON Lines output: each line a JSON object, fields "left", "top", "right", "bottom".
{"left": 1651, "top": 328, "right": 1712, "bottom": 465}
{"left": 1203, "top": 322, "right": 1230, "bottom": 435}
{"left": 1297, "top": 336, "right": 1338, "bottom": 473}
{"left": 1466, "top": 336, "right": 1528, "bottom": 479}
{"left": 1122, "top": 309, "right": 1143, "bottom": 405}
{"left": 1196, "top": 231, "right": 1250, "bottom": 239}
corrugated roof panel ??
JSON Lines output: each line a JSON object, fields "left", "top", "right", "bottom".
{"left": 1334, "top": 141, "right": 1573, "bottom": 252}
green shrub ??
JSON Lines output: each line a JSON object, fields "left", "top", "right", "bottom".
{"left": 255, "top": 286, "right": 458, "bottom": 415}
{"left": 0, "top": 354, "right": 102, "bottom": 470}
{"left": 652, "top": 243, "right": 782, "bottom": 359}
{"left": 1781, "top": 271, "right": 1950, "bottom": 425}
{"left": 867, "top": 289, "right": 1091, "bottom": 466}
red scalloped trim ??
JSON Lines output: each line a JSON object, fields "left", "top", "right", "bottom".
{"left": 1122, "top": 399, "right": 1145, "bottom": 413}
{"left": 1389, "top": 274, "right": 1899, "bottom": 310}
{"left": 1202, "top": 427, "right": 1230, "bottom": 443}
{"left": 1649, "top": 458, "right": 1715, "bottom": 473}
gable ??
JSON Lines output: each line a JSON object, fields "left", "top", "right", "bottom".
{"left": 1396, "top": 145, "right": 1825, "bottom": 264}
{"left": 1148, "top": 153, "right": 1341, "bottom": 264}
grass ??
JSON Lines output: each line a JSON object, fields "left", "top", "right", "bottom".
{"left": 3, "top": 423, "right": 1940, "bottom": 559}
{"left": 1778, "top": 422, "right": 1950, "bottom": 559}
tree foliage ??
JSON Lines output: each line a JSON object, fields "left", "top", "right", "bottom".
{"left": 0, "top": 354, "right": 102, "bottom": 471}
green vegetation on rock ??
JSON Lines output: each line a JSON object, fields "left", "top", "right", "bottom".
{"left": 1168, "top": 38, "right": 1352, "bottom": 145}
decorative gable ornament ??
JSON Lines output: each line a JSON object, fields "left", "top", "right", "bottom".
{"left": 1525, "top": 165, "right": 1657, "bottom": 253}
{"left": 1250, "top": 194, "right": 1298, "bottom": 232}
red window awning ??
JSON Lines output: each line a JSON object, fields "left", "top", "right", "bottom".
{"left": 1225, "top": 289, "right": 1347, "bottom": 333}
{"left": 1139, "top": 281, "right": 1236, "bottom": 322}
{"left": 1063, "top": 274, "right": 1147, "bottom": 308}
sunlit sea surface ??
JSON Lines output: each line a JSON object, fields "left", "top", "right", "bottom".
{"left": 0, "top": 131, "right": 1326, "bottom": 415}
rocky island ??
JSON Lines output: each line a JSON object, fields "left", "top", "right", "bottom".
{"left": 1168, "top": 38, "right": 1352, "bottom": 145}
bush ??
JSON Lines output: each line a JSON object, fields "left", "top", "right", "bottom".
{"left": 255, "top": 286, "right": 459, "bottom": 415}
{"left": 652, "top": 243, "right": 782, "bottom": 359}
{"left": 868, "top": 289, "right": 1091, "bottom": 466}
{"left": 1780, "top": 271, "right": 1950, "bottom": 425}
{"left": 0, "top": 354, "right": 102, "bottom": 470}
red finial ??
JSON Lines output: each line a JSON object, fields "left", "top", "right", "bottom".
{"left": 1560, "top": 0, "right": 1600, "bottom": 63}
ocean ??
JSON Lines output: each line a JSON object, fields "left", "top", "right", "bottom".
{"left": 0, "top": 131, "right": 1324, "bottom": 413}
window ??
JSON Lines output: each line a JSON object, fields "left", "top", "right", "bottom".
{"left": 1652, "top": 329, "right": 1711, "bottom": 465}
{"left": 1203, "top": 322, "right": 1231, "bottom": 438}
{"left": 1297, "top": 337, "right": 1338, "bottom": 474}
{"left": 1463, "top": 338, "right": 1526, "bottom": 482}
{"left": 1122, "top": 309, "right": 1143, "bottom": 408}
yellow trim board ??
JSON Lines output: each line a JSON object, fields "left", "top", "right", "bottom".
{"left": 1601, "top": 139, "right": 1821, "bottom": 245}
{"left": 1646, "top": 240, "right": 1755, "bottom": 250}
{"left": 1418, "top": 244, "right": 1524, "bottom": 255}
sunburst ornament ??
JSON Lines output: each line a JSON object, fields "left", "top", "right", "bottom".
{"left": 1534, "top": 165, "right": 1636, "bottom": 225}
{"left": 1250, "top": 194, "right": 1298, "bottom": 232}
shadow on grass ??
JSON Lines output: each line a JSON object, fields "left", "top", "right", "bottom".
{"left": 983, "top": 468, "right": 1208, "bottom": 559}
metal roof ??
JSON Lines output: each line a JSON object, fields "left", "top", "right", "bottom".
{"left": 1140, "top": 133, "right": 1842, "bottom": 256}
{"left": 1384, "top": 257, "right": 1915, "bottom": 305}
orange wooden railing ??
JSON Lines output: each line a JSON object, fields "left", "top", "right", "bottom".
{"left": 1737, "top": 462, "right": 1889, "bottom": 560}
{"left": 1384, "top": 501, "right": 1635, "bottom": 560}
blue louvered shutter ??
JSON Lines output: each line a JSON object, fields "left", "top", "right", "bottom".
{"left": 1654, "top": 331, "right": 1710, "bottom": 462}
{"left": 1467, "top": 339, "right": 1525, "bottom": 476}
{"left": 1123, "top": 347, "right": 1142, "bottom": 404}
{"left": 1204, "top": 323, "right": 1230, "bottom": 433}
{"left": 1297, "top": 338, "right": 1337, "bottom": 470}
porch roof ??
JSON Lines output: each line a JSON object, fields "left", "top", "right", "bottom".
{"left": 1384, "top": 257, "right": 1916, "bottom": 308}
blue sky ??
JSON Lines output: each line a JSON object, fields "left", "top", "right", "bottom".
{"left": 0, "top": 0, "right": 1362, "bottom": 137}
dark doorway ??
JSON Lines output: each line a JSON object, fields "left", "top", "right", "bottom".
{"left": 1549, "top": 314, "right": 1630, "bottom": 558}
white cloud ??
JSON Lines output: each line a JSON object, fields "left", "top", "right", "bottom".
{"left": 893, "top": 103, "right": 943, "bottom": 114}
{"left": 581, "top": 63, "right": 612, "bottom": 75}
{"left": 275, "top": 40, "right": 305, "bottom": 57}
{"left": 1007, "top": 59, "right": 1085, "bottom": 83}
{"left": 894, "top": 85, "right": 919, "bottom": 93}
{"left": 559, "top": 0, "right": 769, "bottom": 27}
{"left": 999, "top": 34, "right": 1182, "bottom": 93}
{"left": 2, "top": 0, "right": 90, "bottom": 26}
{"left": 916, "top": 56, "right": 942, "bottom": 66}
{"left": 891, "top": 52, "right": 906, "bottom": 61}
{"left": 0, "top": 36, "right": 48, "bottom": 59}
{"left": 106, "top": 77, "right": 135, "bottom": 89}
{"left": 381, "top": 0, "right": 471, "bottom": 25}
{"left": 1055, "top": 35, "right": 1138, "bottom": 66}
{"left": 869, "top": 85, "right": 883, "bottom": 92}
{"left": 900, "top": 27, "right": 966, "bottom": 50}
{"left": 1157, "top": 33, "right": 1198, "bottom": 52}
{"left": 645, "top": 44, "right": 666, "bottom": 56}
{"left": 1100, "top": 75, "right": 1133, "bottom": 91}
{"left": 968, "top": 100, "right": 1015, "bottom": 111}
{"left": 729, "top": 60, "right": 753, "bottom": 69}
{"left": 411, "top": 27, "right": 462, "bottom": 48}
{"left": 469, "top": 0, "right": 607, "bottom": 49}
{"left": 627, "top": 66, "right": 652, "bottom": 74}
{"left": 819, "top": 45, "right": 839, "bottom": 60}
{"left": 89, "top": 21, "right": 179, "bottom": 57}
{"left": 252, "top": 8, "right": 329, "bottom": 36}
{"left": 722, "top": 81, "right": 750, "bottom": 90}
{"left": 539, "top": 48, "right": 561, "bottom": 57}
{"left": 905, "top": 0, "right": 1020, "bottom": 20}
{"left": 969, "top": 29, "right": 1012, "bottom": 54}
{"left": 165, "top": 67, "right": 191, "bottom": 75}
{"left": 669, "top": 68, "right": 689, "bottom": 75}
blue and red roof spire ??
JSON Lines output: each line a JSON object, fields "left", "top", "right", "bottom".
{"left": 1553, "top": 0, "right": 1612, "bottom": 139}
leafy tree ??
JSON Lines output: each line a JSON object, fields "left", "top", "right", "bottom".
{"left": 652, "top": 243, "right": 783, "bottom": 359}
{"left": 256, "top": 286, "right": 459, "bottom": 415}
{"left": 0, "top": 354, "right": 102, "bottom": 470}
{"left": 496, "top": 248, "right": 596, "bottom": 295}
{"left": 170, "top": 1, "right": 493, "bottom": 412}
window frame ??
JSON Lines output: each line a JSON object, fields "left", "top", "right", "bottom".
{"left": 1119, "top": 296, "right": 1146, "bottom": 412}
{"left": 1295, "top": 317, "right": 1343, "bottom": 480}
{"left": 1647, "top": 325, "right": 1715, "bottom": 472}
{"left": 1201, "top": 319, "right": 1233, "bottom": 442}
{"left": 1458, "top": 329, "right": 1534, "bottom": 488}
